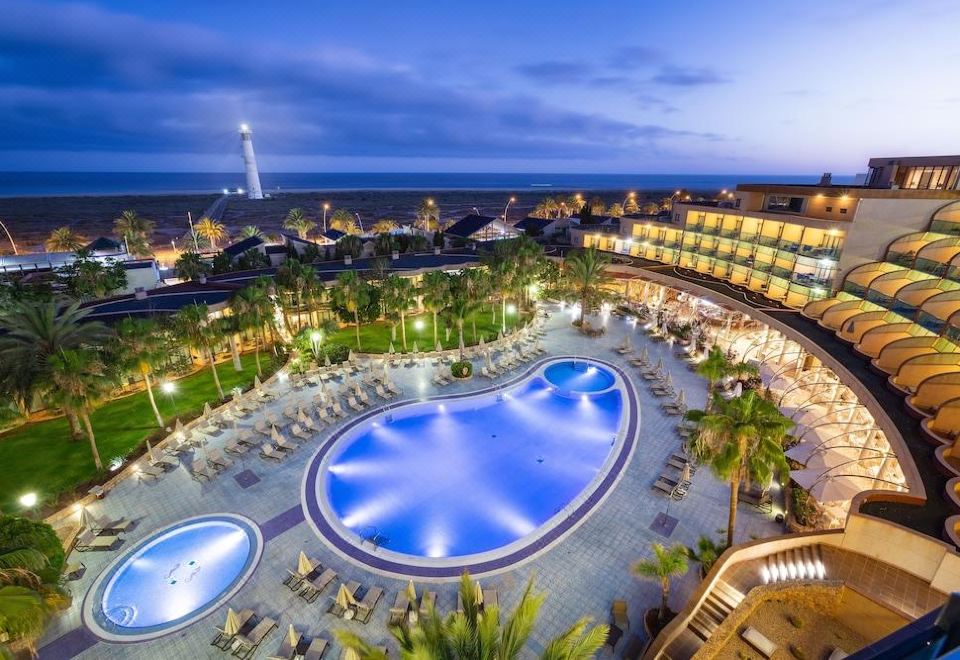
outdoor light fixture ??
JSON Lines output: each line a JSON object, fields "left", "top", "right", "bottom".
{"left": 161, "top": 382, "right": 175, "bottom": 394}
{"left": 506, "top": 304, "right": 517, "bottom": 314}
{"left": 310, "top": 331, "right": 322, "bottom": 343}
{"left": 19, "top": 492, "right": 37, "bottom": 508}
{"left": 414, "top": 319, "right": 425, "bottom": 330}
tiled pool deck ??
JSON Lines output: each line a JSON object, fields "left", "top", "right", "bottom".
{"left": 38, "top": 306, "right": 783, "bottom": 659}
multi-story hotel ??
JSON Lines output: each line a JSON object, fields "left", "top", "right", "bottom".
{"left": 575, "top": 154, "right": 960, "bottom": 308}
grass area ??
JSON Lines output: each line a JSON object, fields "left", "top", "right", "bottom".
{"left": 0, "top": 353, "right": 274, "bottom": 514}
{"left": 325, "top": 308, "right": 530, "bottom": 353}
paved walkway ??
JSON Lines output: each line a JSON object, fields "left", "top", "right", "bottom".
{"left": 38, "top": 306, "right": 783, "bottom": 659}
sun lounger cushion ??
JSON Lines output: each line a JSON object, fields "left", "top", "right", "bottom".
{"left": 741, "top": 627, "right": 777, "bottom": 658}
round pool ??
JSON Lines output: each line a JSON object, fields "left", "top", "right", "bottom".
{"left": 304, "top": 357, "right": 637, "bottom": 577}
{"left": 544, "top": 360, "right": 615, "bottom": 393}
{"left": 83, "top": 514, "right": 262, "bottom": 642}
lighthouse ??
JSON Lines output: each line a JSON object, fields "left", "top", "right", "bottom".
{"left": 238, "top": 124, "right": 264, "bottom": 200}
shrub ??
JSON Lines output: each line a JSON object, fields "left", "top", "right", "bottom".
{"left": 787, "top": 613, "right": 803, "bottom": 629}
{"left": 789, "top": 643, "right": 806, "bottom": 659}
{"left": 0, "top": 515, "right": 65, "bottom": 583}
{"left": 451, "top": 360, "right": 472, "bottom": 378}
{"left": 790, "top": 486, "right": 818, "bottom": 526}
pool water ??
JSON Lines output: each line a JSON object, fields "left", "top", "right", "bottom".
{"left": 87, "top": 516, "right": 260, "bottom": 640}
{"left": 323, "top": 369, "right": 623, "bottom": 558}
{"left": 544, "top": 360, "right": 616, "bottom": 392}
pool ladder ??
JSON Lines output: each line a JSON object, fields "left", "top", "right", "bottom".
{"left": 359, "top": 526, "right": 388, "bottom": 550}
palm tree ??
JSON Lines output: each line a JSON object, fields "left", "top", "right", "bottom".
{"left": 372, "top": 218, "right": 399, "bottom": 234}
{"left": 462, "top": 267, "right": 490, "bottom": 341}
{"left": 194, "top": 217, "right": 228, "bottom": 250}
{"left": 115, "top": 318, "right": 167, "bottom": 427}
{"left": 0, "top": 300, "right": 110, "bottom": 423}
{"left": 337, "top": 572, "right": 606, "bottom": 660}
{"left": 113, "top": 209, "right": 154, "bottom": 257}
{"left": 696, "top": 345, "right": 731, "bottom": 403}
{"left": 276, "top": 258, "right": 312, "bottom": 333}
{"left": 330, "top": 209, "right": 361, "bottom": 235}
{"left": 419, "top": 271, "right": 449, "bottom": 347}
{"left": 633, "top": 542, "right": 689, "bottom": 625}
{"left": 172, "top": 303, "right": 224, "bottom": 399}
{"left": 415, "top": 198, "right": 440, "bottom": 231}
{"left": 239, "top": 225, "right": 264, "bottom": 239}
{"left": 443, "top": 273, "right": 482, "bottom": 360}
{"left": 330, "top": 271, "right": 371, "bottom": 350}
{"left": 381, "top": 274, "right": 416, "bottom": 351}
{"left": 44, "top": 227, "right": 85, "bottom": 252}
{"left": 685, "top": 390, "right": 792, "bottom": 547}
{"left": 174, "top": 251, "right": 210, "bottom": 281}
{"left": 0, "top": 540, "right": 67, "bottom": 657}
{"left": 231, "top": 283, "right": 273, "bottom": 375}
{"left": 687, "top": 533, "right": 728, "bottom": 577}
{"left": 47, "top": 348, "right": 117, "bottom": 470}
{"left": 487, "top": 242, "right": 516, "bottom": 333}
{"left": 283, "top": 208, "right": 316, "bottom": 240}
{"left": 563, "top": 247, "right": 612, "bottom": 328}
{"left": 607, "top": 203, "right": 624, "bottom": 218}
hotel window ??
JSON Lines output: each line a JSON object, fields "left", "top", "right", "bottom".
{"left": 767, "top": 196, "right": 804, "bottom": 212}
{"left": 825, "top": 206, "right": 833, "bottom": 212}
{"left": 840, "top": 208, "right": 847, "bottom": 214}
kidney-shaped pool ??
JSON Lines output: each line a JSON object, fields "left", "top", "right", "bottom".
{"left": 303, "top": 357, "right": 638, "bottom": 577}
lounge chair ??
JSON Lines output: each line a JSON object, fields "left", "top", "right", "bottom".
{"left": 653, "top": 477, "right": 677, "bottom": 497}
{"left": 355, "top": 586, "right": 384, "bottom": 624}
{"left": 347, "top": 395, "right": 365, "bottom": 412}
{"left": 389, "top": 593, "right": 410, "bottom": 626}
{"left": 269, "top": 626, "right": 303, "bottom": 660}
{"left": 260, "top": 443, "right": 285, "bottom": 462}
{"left": 267, "top": 412, "right": 287, "bottom": 428}
{"left": 332, "top": 401, "right": 348, "bottom": 418}
{"left": 63, "top": 561, "right": 86, "bottom": 581}
{"left": 357, "top": 388, "right": 372, "bottom": 405}
{"left": 190, "top": 459, "right": 216, "bottom": 481}
{"left": 254, "top": 420, "right": 272, "bottom": 437}
{"left": 211, "top": 608, "right": 255, "bottom": 650}
{"left": 291, "top": 424, "right": 312, "bottom": 442}
{"left": 666, "top": 456, "right": 688, "bottom": 471}
{"left": 75, "top": 529, "right": 120, "bottom": 552}
{"left": 385, "top": 380, "right": 401, "bottom": 395}
{"left": 326, "top": 580, "right": 361, "bottom": 616}
{"left": 283, "top": 406, "right": 299, "bottom": 422}
{"left": 740, "top": 626, "right": 777, "bottom": 659}
{"left": 375, "top": 384, "right": 393, "bottom": 400}
{"left": 612, "top": 600, "right": 629, "bottom": 630}
{"left": 232, "top": 616, "right": 277, "bottom": 659}
{"left": 149, "top": 451, "right": 178, "bottom": 470}
{"left": 419, "top": 591, "right": 437, "bottom": 617}
{"left": 299, "top": 567, "right": 337, "bottom": 603}
{"left": 208, "top": 449, "right": 233, "bottom": 471}
{"left": 303, "top": 638, "right": 329, "bottom": 660}
{"left": 90, "top": 513, "right": 135, "bottom": 533}
{"left": 274, "top": 435, "right": 297, "bottom": 452}
{"left": 225, "top": 438, "right": 250, "bottom": 455}
{"left": 236, "top": 430, "right": 258, "bottom": 447}
{"left": 138, "top": 463, "right": 165, "bottom": 481}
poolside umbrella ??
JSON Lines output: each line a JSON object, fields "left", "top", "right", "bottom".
{"left": 79, "top": 506, "right": 94, "bottom": 530}
{"left": 204, "top": 402, "right": 213, "bottom": 417}
{"left": 436, "top": 340, "right": 442, "bottom": 353}
{"left": 389, "top": 342, "right": 395, "bottom": 355}
{"left": 254, "top": 375, "right": 263, "bottom": 390}
{"left": 479, "top": 336, "right": 485, "bottom": 350}
{"left": 681, "top": 463, "right": 692, "bottom": 484}
{"left": 662, "top": 372, "right": 673, "bottom": 388}
{"left": 298, "top": 408, "right": 311, "bottom": 425}
{"left": 639, "top": 346, "right": 649, "bottom": 363}
{"left": 474, "top": 581, "right": 484, "bottom": 606}
{"left": 174, "top": 418, "right": 184, "bottom": 434}
{"left": 271, "top": 426, "right": 284, "bottom": 444}
{"left": 348, "top": 350, "right": 355, "bottom": 362}
{"left": 790, "top": 469, "right": 866, "bottom": 503}
{"left": 497, "top": 330, "right": 504, "bottom": 341}
{"left": 413, "top": 341, "right": 419, "bottom": 354}
{"left": 297, "top": 551, "right": 314, "bottom": 576}
{"left": 354, "top": 383, "right": 363, "bottom": 397}
{"left": 654, "top": 357, "right": 663, "bottom": 373}
{"left": 325, "top": 354, "right": 332, "bottom": 368}
{"left": 336, "top": 583, "right": 358, "bottom": 609}
{"left": 286, "top": 625, "right": 299, "bottom": 648}
{"left": 675, "top": 389, "right": 686, "bottom": 407}
{"left": 224, "top": 608, "right": 242, "bottom": 636}
{"left": 406, "top": 580, "right": 417, "bottom": 602}
{"left": 344, "top": 649, "right": 360, "bottom": 660}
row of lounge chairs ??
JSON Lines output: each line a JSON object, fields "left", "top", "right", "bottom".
{"left": 652, "top": 453, "right": 696, "bottom": 501}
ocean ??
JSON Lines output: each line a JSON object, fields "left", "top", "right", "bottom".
{"left": 0, "top": 171, "right": 854, "bottom": 198}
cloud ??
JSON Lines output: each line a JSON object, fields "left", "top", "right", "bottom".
{"left": 608, "top": 46, "right": 663, "bottom": 70}
{"left": 514, "top": 61, "right": 594, "bottom": 84}
{"left": 651, "top": 66, "right": 730, "bottom": 87}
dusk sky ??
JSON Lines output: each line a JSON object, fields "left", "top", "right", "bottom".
{"left": 1, "top": 0, "right": 957, "bottom": 174}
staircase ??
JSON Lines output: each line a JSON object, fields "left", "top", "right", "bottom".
{"left": 688, "top": 580, "right": 745, "bottom": 642}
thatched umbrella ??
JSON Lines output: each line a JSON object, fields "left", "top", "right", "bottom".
{"left": 388, "top": 342, "right": 395, "bottom": 355}
{"left": 297, "top": 551, "right": 314, "bottom": 576}
{"left": 223, "top": 608, "right": 242, "bottom": 636}
{"left": 336, "top": 583, "right": 358, "bottom": 609}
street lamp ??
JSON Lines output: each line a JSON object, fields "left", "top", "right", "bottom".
{"left": 322, "top": 203, "right": 330, "bottom": 232}
{"left": 503, "top": 196, "right": 516, "bottom": 223}
{"left": 19, "top": 492, "right": 37, "bottom": 509}
{"left": 623, "top": 191, "right": 636, "bottom": 208}
{"left": 310, "top": 330, "right": 323, "bottom": 358}
{"left": 355, "top": 212, "right": 364, "bottom": 233}
{"left": 161, "top": 381, "right": 178, "bottom": 415}
{"left": 0, "top": 219, "right": 17, "bottom": 255}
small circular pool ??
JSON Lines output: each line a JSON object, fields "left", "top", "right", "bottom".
{"left": 544, "top": 360, "right": 615, "bottom": 392}
{"left": 83, "top": 514, "right": 262, "bottom": 642}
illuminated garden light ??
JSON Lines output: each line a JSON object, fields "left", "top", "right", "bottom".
{"left": 414, "top": 319, "right": 425, "bottom": 330}
{"left": 19, "top": 492, "right": 37, "bottom": 508}
{"left": 161, "top": 382, "right": 176, "bottom": 394}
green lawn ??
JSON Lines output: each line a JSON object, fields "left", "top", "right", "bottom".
{"left": 325, "top": 308, "right": 530, "bottom": 353}
{"left": 0, "top": 353, "right": 273, "bottom": 514}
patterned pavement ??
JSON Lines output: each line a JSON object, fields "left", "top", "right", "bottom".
{"left": 38, "top": 305, "right": 784, "bottom": 659}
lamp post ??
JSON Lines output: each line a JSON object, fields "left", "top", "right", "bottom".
{"left": 310, "top": 330, "right": 322, "bottom": 360}
{"left": 322, "top": 203, "right": 330, "bottom": 232}
{"left": 162, "top": 381, "right": 178, "bottom": 415}
{"left": 0, "top": 219, "right": 18, "bottom": 255}
{"left": 355, "top": 213, "right": 364, "bottom": 234}
{"left": 19, "top": 492, "right": 38, "bottom": 518}
{"left": 503, "top": 196, "right": 516, "bottom": 224}
{"left": 623, "top": 191, "right": 636, "bottom": 209}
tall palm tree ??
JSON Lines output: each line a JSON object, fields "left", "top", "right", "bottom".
{"left": 372, "top": 218, "right": 399, "bottom": 234}
{"left": 487, "top": 242, "right": 516, "bottom": 333}
{"left": 113, "top": 209, "right": 154, "bottom": 257}
{"left": 44, "top": 227, "right": 85, "bottom": 252}
{"left": 0, "top": 300, "right": 109, "bottom": 422}
{"left": 283, "top": 208, "right": 316, "bottom": 240}
{"left": 115, "top": 317, "right": 166, "bottom": 427}
{"left": 231, "top": 283, "right": 274, "bottom": 375}
{"left": 462, "top": 267, "right": 490, "bottom": 341}
{"left": 47, "top": 348, "right": 117, "bottom": 470}
{"left": 633, "top": 542, "right": 689, "bottom": 624}
{"left": 194, "top": 217, "right": 228, "bottom": 250}
{"left": 276, "top": 258, "right": 313, "bottom": 333}
{"left": 563, "top": 248, "right": 612, "bottom": 328}
{"left": 443, "top": 273, "right": 482, "bottom": 360}
{"left": 330, "top": 209, "right": 361, "bottom": 235}
{"left": 337, "top": 572, "right": 606, "bottom": 660}
{"left": 685, "top": 390, "right": 792, "bottom": 547}
{"left": 239, "top": 225, "right": 264, "bottom": 239}
{"left": 330, "top": 271, "right": 371, "bottom": 350}
{"left": 419, "top": 271, "right": 449, "bottom": 347}
{"left": 415, "top": 198, "right": 440, "bottom": 231}
{"left": 696, "top": 345, "right": 731, "bottom": 403}
{"left": 381, "top": 274, "right": 416, "bottom": 351}
{"left": 172, "top": 303, "right": 224, "bottom": 399}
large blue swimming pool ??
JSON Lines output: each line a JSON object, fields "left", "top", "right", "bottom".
{"left": 320, "top": 362, "right": 623, "bottom": 559}
{"left": 544, "top": 360, "right": 616, "bottom": 392}
{"left": 83, "top": 514, "right": 261, "bottom": 641}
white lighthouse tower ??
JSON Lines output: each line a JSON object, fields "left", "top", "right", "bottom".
{"left": 238, "top": 124, "right": 264, "bottom": 200}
